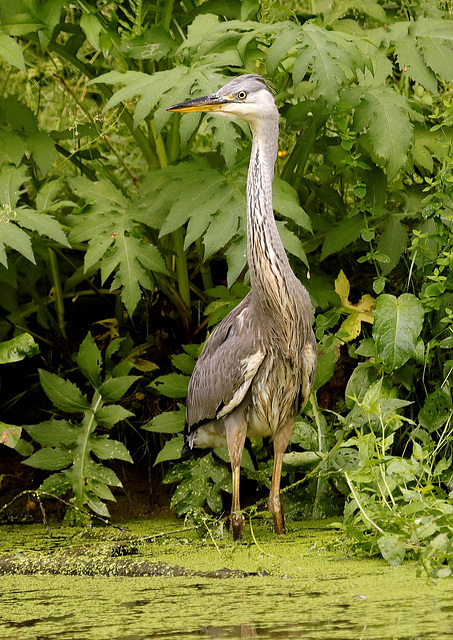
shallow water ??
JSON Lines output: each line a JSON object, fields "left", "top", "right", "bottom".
{"left": 1, "top": 519, "right": 452, "bottom": 639}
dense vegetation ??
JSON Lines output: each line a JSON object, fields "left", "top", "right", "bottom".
{"left": 0, "top": 0, "right": 452, "bottom": 577}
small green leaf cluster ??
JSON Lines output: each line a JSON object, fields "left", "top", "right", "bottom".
{"left": 22, "top": 334, "right": 137, "bottom": 522}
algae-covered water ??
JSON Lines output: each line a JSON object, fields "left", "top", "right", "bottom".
{"left": 1, "top": 518, "right": 453, "bottom": 639}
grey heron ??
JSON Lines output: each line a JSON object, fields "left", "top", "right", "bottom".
{"left": 167, "top": 75, "right": 317, "bottom": 540}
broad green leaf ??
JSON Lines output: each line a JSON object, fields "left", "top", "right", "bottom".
{"left": 95, "top": 405, "right": 135, "bottom": 428}
{"left": 150, "top": 373, "right": 189, "bottom": 398}
{"left": 0, "top": 219, "right": 35, "bottom": 266}
{"left": 353, "top": 86, "right": 413, "bottom": 180}
{"left": 18, "top": 207, "right": 69, "bottom": 247}
{"left": 24, "top": 447, "right": 73, "bottom": 471}
{"left": 378, "top": 534, "right": 406, "bottom": 566}
{"left": 0, "top": 332, "right": 38, "bottom": 363}
{"left": 0, "top": 32, "right": 25, "bottom": 72}
{"left": 171, "top": 353, "right": 195, "bottom": 375}
{"left": 293, "top": 23, "right": 369, "bottom": 105}
{"left": 90, "top": 435, "right": 133, "bottom": 462}
{"left": 321, "top": 215, "right": 364, "bottom": 261}
{"left": 373, "top": 294, "right": 425, "bottom": 371}
{"left": 0, "top": 163, "right": 27, "bottom": 209}
{"left": 414, "top": 18, "right": 453, "bottom": 81}
{"left": 273, "top": 177, "right": 312, "bottom": 232}
{"left": 377, "top": 218, "right": 408, "bottom": 276}
{"left": 25, "top": 420, "right": 78, "bottom": 447}
{"left": 99, "top": 376, "right": 140, "bottom": 402}
{"left": 154, "top": 435, "right": 184, "bottom": 465}
{"left": 418, "top": 388, "right": 452, "bottom": 432}
{"left": 276, "top": 222, "right": 308, "bottom": 267}
{"left": 395, "top": 33, "right": 438, "bottom": 94}
{"left": 77, "top": 333, "right": 102, "bottom": 388}
{"left": 80, "top": 12, "right": 101, "bottom": 50}
{"left": 142, "top": 406, "right": 185, "bottom": 433}
{"left": 27, "top": 131, "right": 56, "bottom": 173}
{"left": 39, "top": 369, "right": 91, "bottom": 413}
{"left": 40, "top": 471, "right": 72, "bottom": 495}
{"left": 267, "top": 25, "right": 300, "bottom": 75}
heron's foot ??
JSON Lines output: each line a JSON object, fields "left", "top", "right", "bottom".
{"left": 269, "top": 495, "right": 285, "bottom": 535}
{"left": 272, "top": 510, "right": 286, "bottom": 536}
{"left": 231, "top": 510, "right": 245, "bottom": 541}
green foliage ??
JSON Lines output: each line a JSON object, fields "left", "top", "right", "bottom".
{"left": 0, "top": 0, "right": 452, "bottom": 568}
{"left": 23, "top": 333, "right": 136, "bottom": 522}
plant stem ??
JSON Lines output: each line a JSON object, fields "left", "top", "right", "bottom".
{"left": 344, "top": 472, "right": 385, "bottom": 534}
{"left": 48, "top": 248, "right": 67, "bottom": 338}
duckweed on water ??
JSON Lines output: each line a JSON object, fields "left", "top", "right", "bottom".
{"left": 1, "top": 518, "right": 453, "bottom": 639}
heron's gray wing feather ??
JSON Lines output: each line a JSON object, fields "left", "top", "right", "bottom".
{"left": 186, "top": 292, "right": 265, "bottom": 432}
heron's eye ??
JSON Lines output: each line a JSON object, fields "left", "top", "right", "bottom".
{"left": 237, "top": 91, "right": 247, "bottom": 100}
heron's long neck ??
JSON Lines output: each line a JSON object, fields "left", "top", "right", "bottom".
{"left": 247, "top": 118, "right": 296, "bottom": 317}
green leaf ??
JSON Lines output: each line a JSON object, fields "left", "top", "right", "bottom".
{"left": 39, "top": 369, "right": 91, "bottom": 413}
{"left": 80, "top": 12, "right": 102, "bottom": 50}
{"left": 0, "top": 332, "right": 39, "bottom": 363}
{"left": 27, "top": 131, "right": 56, "bottom": 173}
{"left": 99, "top": 376, "right": 140, "bottom": 402}
{"left": 142, "top": 406, "right": 185, "bottom": 433}
{"left": 0, "top": 163, "right": 27, "bottom": 208}
{"left": 353, "top": 86, "right": 413, "bottom": 181}
{"left": 0, "top": 218, "right": 35, "bottom": 266}
{"left": 377, "top": 534, "right": 406, "bottom": 566}
{"left": 293, "top": 23, "right": 368, "bottom": 105}
{"left": 273, "top": 177, "right": 312, "bottom": 232}
{"left": 276, "top": 222, "right": 308, "bottom": 267}
{"left": 90, "top": 435, "right": 133, "bottom": 462}
{"left": 321, "top": 215, "right": 364, "bottom": 261}
{"left": 24, "top": 447, "right": 73, "bottom": 471}
{"left": 18, "top": 207, "right": 69, "bottom": 247}
{"left": 154, "top": 435, "right": 183, "bottom": 465}
{"left": 373, "top": 294, "right": 425, "bottom": 371}
{"left": 395, "top": 32, "right": 438, "bottom": 94}
{"left": 150, "top": 373, "right": 189, "bottom": 398}
{"left": 418, "top": 388, "right": 452, "bottom": 432}
{"left": 40, "top": 471, "right": 72, "bottom": 495}
{"left": 95, "top": 405, "right": 135, "bottom": 428}
{"left": 25, "top": 420, "right": 78, "bottom": 447}
{"left": 0, "top": 32, "right": 26, "bottom": 72}
{"left": 377, "top": 218, "right": 408, "bottom": 276}
{"left": 0, "top": 423, "right": 22, "bottom": 448}
{"left": 77, "top": 333, "right": 102, "bottom": 389}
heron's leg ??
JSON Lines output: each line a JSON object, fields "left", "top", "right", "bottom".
{"left": 225, "top": 414, "right": 247, "bottom": 541}
{"left": 269, "top": 418, "right": 294, "bottom": 535}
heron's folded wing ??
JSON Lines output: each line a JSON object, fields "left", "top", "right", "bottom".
{"left": 186, "top": 292, "right": 265, "bottom": 431}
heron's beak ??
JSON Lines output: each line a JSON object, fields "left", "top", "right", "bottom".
{"left": 166, "top": 93, "right": 229, "bottom": 113}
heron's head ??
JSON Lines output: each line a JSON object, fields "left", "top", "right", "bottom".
{"left": 167, "top": 75, "right": 277, "bottom": 126}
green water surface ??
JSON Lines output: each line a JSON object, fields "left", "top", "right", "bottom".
{"left": 1, "top": 519, "right": 452, "bottom": 639}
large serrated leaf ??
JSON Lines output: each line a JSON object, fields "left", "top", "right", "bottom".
{"left": 39, "top": 369, "right": 91, "bottom": 413}
{"left": 150, "top": 373, "right": 189, "bottom": 398}
{"left": 373, "top": 293, "right": 424, "bottom": 371}
{"left": 154, "top": 435, "right": 184, "bottom": 465}
{"left": 99, "top": 376, "right": 140, "bottom": 402}
{"left": 25, "top": 420, "right": 78, "bottom": 447}
{"left": 142, "top": 406, "right": 185, "bottom": 433}
{"left": 24, "top": 447, "right": 73, "bottom": 471}
{"left": 95, "top": 405, "right": 134, "bottom": 428}
{"left": 90, "top": 435, "right": 133, "bottom": 462}
{"left": 353, "top": 86, "right": 413, "bottom": 181}
{"left": 18, "top": 207, "right": 69, "bottom": 247}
